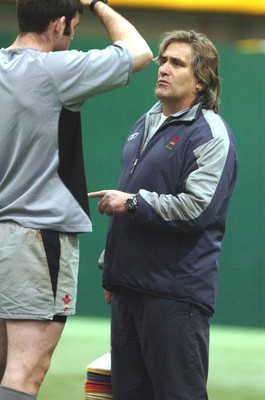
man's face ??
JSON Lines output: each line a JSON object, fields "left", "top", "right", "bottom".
{"left": 155, "top": 41, "right": 200, "bottom": 114}
{"left": 54, "top": 13, "right": 80, "bottom": 51}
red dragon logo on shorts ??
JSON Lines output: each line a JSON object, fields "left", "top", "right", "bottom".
{"left": 61, "top": 294, "right": 71, "bottom": 311}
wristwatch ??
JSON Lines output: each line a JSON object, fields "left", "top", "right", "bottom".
{"left": 90, "top": 0, "right": 108, "bottom": 13}
{"left": 124, "top": 194, "right": 138, "bottom": 213}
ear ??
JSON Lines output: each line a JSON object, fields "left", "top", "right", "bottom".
{"left": 54, "top": 16, "right": 66, "bottom": 38}
{"left": 196, "top": 82, "right": 202, "bottom": 91}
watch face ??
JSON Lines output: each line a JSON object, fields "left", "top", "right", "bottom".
{"left": 125, "top": 195, "right": 138, "bottom": 212}
{"left": 126, "top": 199, "right": 134, "bottom": 209}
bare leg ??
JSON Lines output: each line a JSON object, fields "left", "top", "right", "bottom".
{"left": 0, "top": 319, "right": 7, "bottom": 382}
{"left": 1, "top": 319, "right": 65, "bottom": 396}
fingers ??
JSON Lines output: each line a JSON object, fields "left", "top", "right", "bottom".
{"left": 99, "top": 199, "right": 105, "bottom": 215}
{"left": 88, "top": 191, "right": 109, "bottom": 215}
{"left": 88, "top": 190, "right": 112, "bottom": 215}
{"left": 98, "top": 198, "right": 113, "bottom": 216}
{"left": 88, "top": 191, "right": 106, "bottom": 198}
{"left": 88, "top": 190, "right": 128, "bottom": 215}
{"left": 80, "top": 0, "right": 92, "bottom": 7}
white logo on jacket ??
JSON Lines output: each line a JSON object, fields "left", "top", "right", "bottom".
{"left": 128, "top": 132, "right": 140, "bottom": 141}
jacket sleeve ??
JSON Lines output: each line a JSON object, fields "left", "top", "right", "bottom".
{"left": 133, "top": 128, "right": 237, "bottom": 234}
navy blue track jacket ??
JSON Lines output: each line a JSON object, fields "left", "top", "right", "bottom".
{"left": 103, "top": 102, "right": 238, "bottom": 315}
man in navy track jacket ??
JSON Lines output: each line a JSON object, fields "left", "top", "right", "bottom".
{"left": 89, "top": 30, "right": 238, "bottom": 400}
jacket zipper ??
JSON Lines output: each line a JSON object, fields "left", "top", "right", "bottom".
{"left": 129, "top": 119, "right": 176, "bottom": 177}
{"left": 130, "top": 158, "right": 138, "bottom": 175}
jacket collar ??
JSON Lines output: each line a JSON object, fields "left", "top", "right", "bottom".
{"left": 148, "top": 101, "right": 202, "bottom": 122}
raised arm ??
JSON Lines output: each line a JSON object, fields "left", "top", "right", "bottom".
{"left": 81, "top": 0, "right": 153, "bottom": 71}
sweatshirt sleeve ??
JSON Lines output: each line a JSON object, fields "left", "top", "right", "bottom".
{"left": 45, "top": 41, "right": 132, "bottom": 110}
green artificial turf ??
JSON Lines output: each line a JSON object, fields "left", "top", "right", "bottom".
{"left": 208, "top": 325, "right": 265, "bottom": 400}
{"left": 38, "top": 316, "right": 265, "bottom": 400}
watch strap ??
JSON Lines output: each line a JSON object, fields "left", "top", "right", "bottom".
{"left": 90, "top": 0, "right": 108, "bottom": 13}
